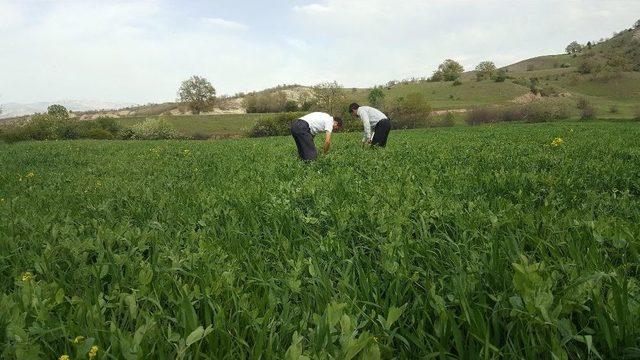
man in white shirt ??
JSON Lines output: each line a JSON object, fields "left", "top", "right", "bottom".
{"left": 349, "top": 103, "right": 391, "bottom": 147}
{"left": 290, "top": 112, "right": 343, "bottom": 161}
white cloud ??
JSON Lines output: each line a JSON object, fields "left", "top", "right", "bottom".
{"left": 202, "top": 17, "right": 249, "bottom": 31}
{"left": 293, "top": 3, "right": 333, "bottom": 14}
{"left": 2, "top": 0, "right": 640, "bottom": 104}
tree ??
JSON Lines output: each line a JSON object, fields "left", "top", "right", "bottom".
{"left": 494, "top": 69, "right": 507, "bottom": 83}
{"left": 587, "top": 41, "right": 593, "bottom": 50}
{"left": 434, "top": 59, "right": 464, "bottom": 81}
{"left": 368, "top": 87, "right": 385, "bottom": 107}
{"left": 47, "top": 104, "right": 69, "bottom": 119}
{"left": 312, "top": 81, "right": 346, "bottom": 114}
{"left": 475, "top": 61, "right": 497, "bottom": 81}
{"left": 566, "top": 41, "right": 583, "bottom": 55}
{"left": 635, "top": 19, "right": 640, "bottom": 29}
{"left": 178, "top": 76, "right": 216, "bottom": 114}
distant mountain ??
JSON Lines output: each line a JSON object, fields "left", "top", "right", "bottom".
{"left": 0, "top": 100, "right": 137, "bottom": 119}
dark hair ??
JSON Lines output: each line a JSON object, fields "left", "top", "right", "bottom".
{"left": 349, "top": 103, "right": 360, "bottom": 112}
{"left": 333, "top": 117, "right": 343, "bottom": 128}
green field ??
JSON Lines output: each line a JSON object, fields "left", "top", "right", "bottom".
{"left": 1, "top": 122, "right": 640, "bottom": 359}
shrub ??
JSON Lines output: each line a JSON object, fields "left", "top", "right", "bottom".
{"left": 244, "top": 91, "right": 289, "bottom": 113}
{"left": 88, "top": 128, "right": 114, "bottom": 139}
{"left": 131, "top": 118, "right": 183, "bottom": 140}
{"left": 95, "top": 117, "right": 121, "bottom": 134}
{"left": 560, "top": 63, "right": 571, "bottom": 68}
{"left": 609, "top": 105, "right": 620, "bottom": 114}
{"left": 539, "top": 86, "right": 560, "bottom": 97}
{"left": 433, "top": 112, "right": 455, "bottom": 127}
{"left": 581, "top": 106, "right": 597, "bottom": 120}
{"left": 47, "top": 104, "right": 70, "bottom": 119}
{"left": 453, "top": 79, "right": 462, "bottom": 86}
{"left": 521, "top": 101, "right": 572, "bottom": 123}
{"left": 578, "top": 59, "right": 601, "bottom": 74}
{"left": 576, "top": 98, "right": 590, "bottom": 110}
{"left": 283, "top": 100, "right": 299, "bottom": 112}
{"left": 248, "top": 112, "right": 305, "bottom": 137}
{"left": 465, "top": 107, "right": 500, "bottom": 125}
{"left": 493, "top": 70, "right": 507, "bottom": 82}
{"left": 386, "top": 93, "right": 432, "bottom": 129}
{"left": 501, "top": 107, "right": 526, "bottom": 122}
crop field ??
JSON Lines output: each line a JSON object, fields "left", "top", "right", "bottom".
{"left": 1, "top": 122, "right": 639, "bottom": 359}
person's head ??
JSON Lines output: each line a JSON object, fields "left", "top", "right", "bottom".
{"left": 332, "top": 117, "right": 343, "bottom": 131}
{"left": 349, "top": 103, "right": 360, "bottom": 117}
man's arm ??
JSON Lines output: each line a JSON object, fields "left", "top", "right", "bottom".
{"left": 323, "top": 132, "right": 332, "bottom": 154}
{"left": 360, "top": 110, "right": 372, "bottom": 143}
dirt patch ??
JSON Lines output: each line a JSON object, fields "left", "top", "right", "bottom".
{"left": 511, "top": 93, "right": 542, "bottom": 104}
{"left": 432, "top": 109, "right": 468, "bottom": 116}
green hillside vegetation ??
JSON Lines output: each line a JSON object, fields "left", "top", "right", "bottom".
{"left": 116, "top": 114, "right": 264, "bottom": 138}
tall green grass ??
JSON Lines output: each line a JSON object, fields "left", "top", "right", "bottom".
{"left": 1, "top": 122, "right": 639, "bottom": 359}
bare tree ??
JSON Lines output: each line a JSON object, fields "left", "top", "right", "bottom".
{"left": 178, "top": 76, "right": 216, "bottom": 114}
{"left": 312, "top": 81, "right": 346, "bottom": 115}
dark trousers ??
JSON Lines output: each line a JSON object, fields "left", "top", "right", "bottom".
{"left": 291, "top": 120, "right": 317, "bottom": 161}
{"left": 371, "top": 119, "right": 391, "bottom": 147}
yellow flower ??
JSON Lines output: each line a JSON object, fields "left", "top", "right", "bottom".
{"left": 72, "top": 335, "right": 85, "bottom": 344}
{"left": 88, "top": 345, "right": 99, "bottom": 359}
{"left": 21, "top": 272, "right": 33, "bottom": 282}
{"left": 25, "top": 171, "right": 35, "bottom": 178}
{"left": 183, "top": 149, "right": 191, "bottom": 155}
{"left": 59, "top": 355, "right": 70, "bottom": 360}
{"left": 551, "top": 137, "right": 564, "bottom": 147}
{"left": 0, "top": 198, "right": 4, "bottom": 203}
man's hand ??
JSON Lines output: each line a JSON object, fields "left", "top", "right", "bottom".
{"left": 324, "top": 132, "right": 332, "bottom": 154}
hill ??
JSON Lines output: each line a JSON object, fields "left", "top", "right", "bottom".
{"left": 2, "top": 23, "right": 638, "bottom": 129}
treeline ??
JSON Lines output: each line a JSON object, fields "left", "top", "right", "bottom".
{"left": 0, "top": 105, "right": 190, "bottom": 143}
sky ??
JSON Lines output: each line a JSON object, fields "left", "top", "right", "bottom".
{"left": 1, "top": 0, "right": 639, "bottom": 104}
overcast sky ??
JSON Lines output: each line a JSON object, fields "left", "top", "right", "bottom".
{"left": 1, "top": 0, "right": 639, "bottom": 104}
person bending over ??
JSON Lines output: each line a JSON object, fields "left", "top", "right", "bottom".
{"left": 290, "top": 112, "right": 342, "bottom": 161}
{"left": 349, "top": 103, "right": 391, "bottom": 147}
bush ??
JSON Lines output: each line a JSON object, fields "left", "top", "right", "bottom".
{"left": 581, "top": 106, "right": 597, "bottom": 120}
{"left": 521, "top": 101, "right": 572, "bottom": 123}
{"left": 539, "top": 86, "right": 561, "bottom": 97}
{"left": 244, "top": 91, "right": 289, "bottom": 113}
{"left": 88, "top": 128, "right": 114, "bottom": 139}
{"left": 131, "top": 118, "right": 183, "bottom": 140}
{"left": 494, "top": 70, "right": 507, "bottom": 82}
{"left": 609, "top": 105, "right": 620, "bottom": 114}
{"left": 578, "top": 59, "right": 601, "bottom": 74}
{"left": 577, "top": 98, "right": 590, "bottom": 110}
{"left": 248, "top": 112, "right": 305, "bottom": 137}
{"left": 465, "top": 107, "right": 500, "bottom": 125}
{"left": 501, "top": 107, "right": 526, "bottom": 122}
{"left": 453, "top": 79, "right": 462, "bottom": 86}
{"left": 560, "top": 63, "right": 572, "bottom": 68}
{"left": 433, "top": 112, "right": 456, "bottom": 127}
{"left": 95, "top": 117, "right": 121, "bottom": 134}
{"left": 386, "top": 93, "right": 432, "bottom": 129}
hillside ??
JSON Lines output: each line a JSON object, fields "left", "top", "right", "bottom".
{"left": 2, "top": 24, "right": 638, "bottom": 125}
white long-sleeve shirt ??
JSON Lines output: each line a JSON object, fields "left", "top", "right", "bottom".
{"left": 357, "top": 106, "right": 388, "bottom": 141}
{"left": 300, "top": 112, "right": 334, "bottom": 135}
